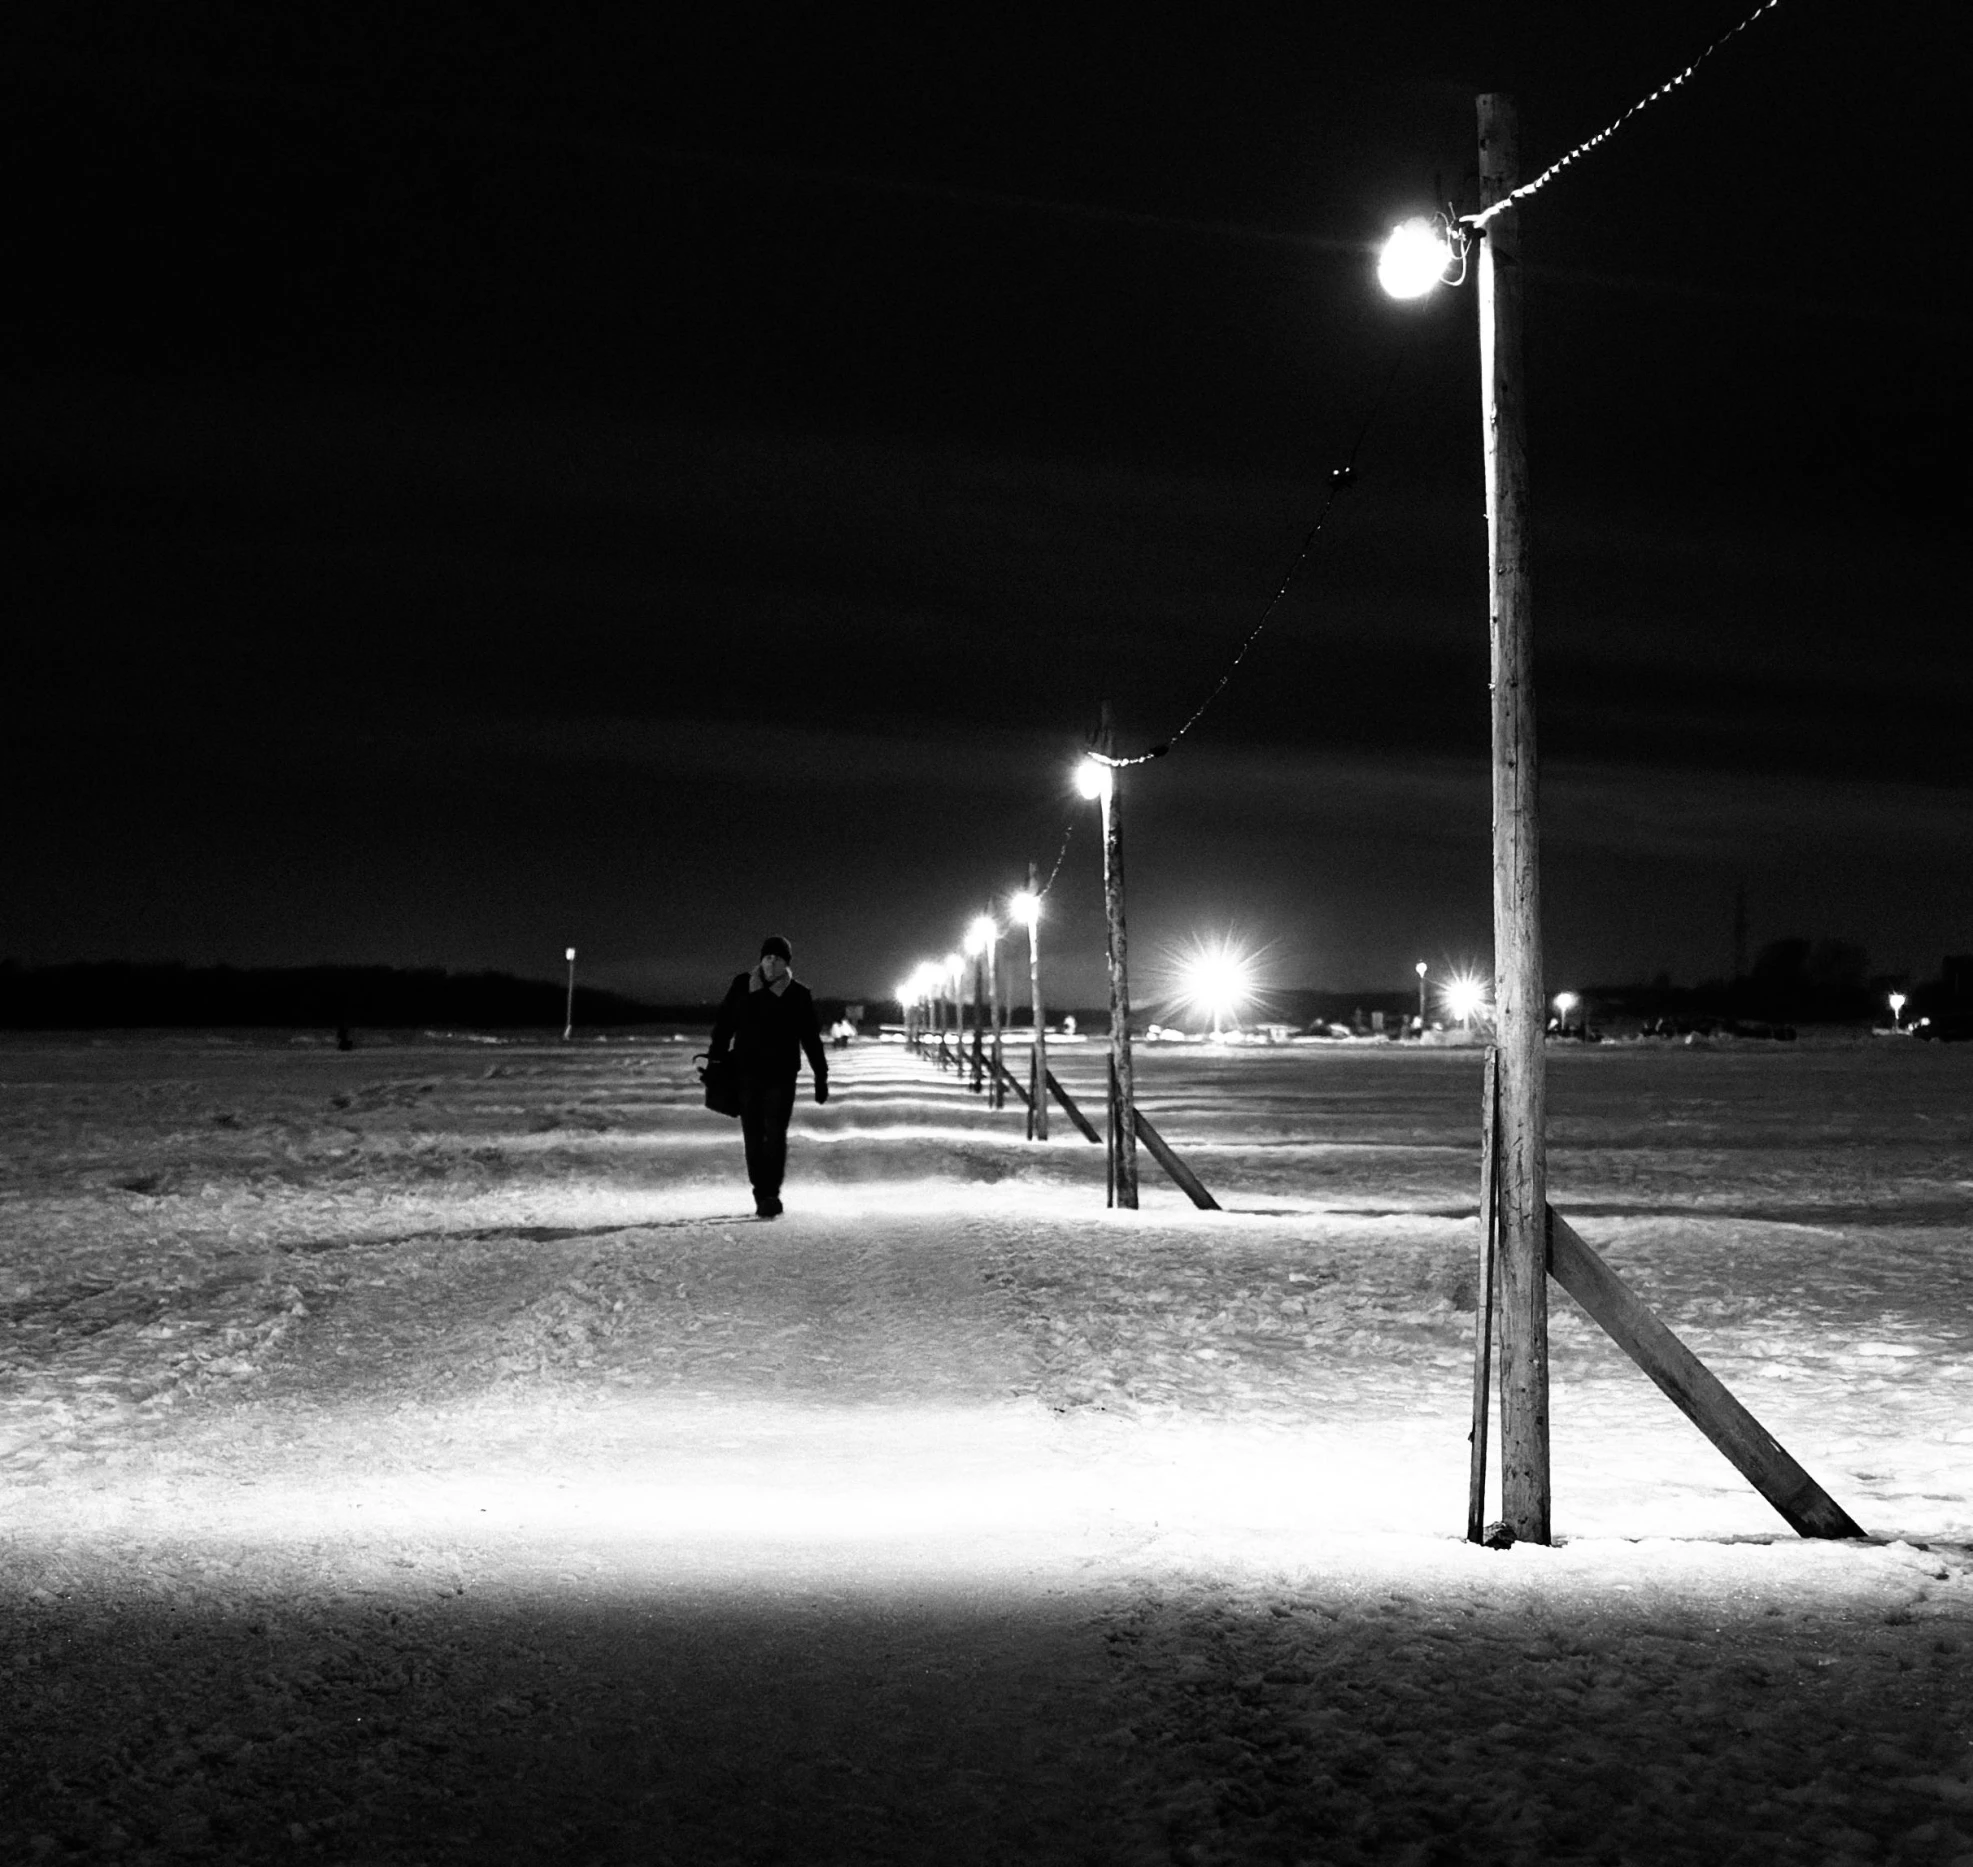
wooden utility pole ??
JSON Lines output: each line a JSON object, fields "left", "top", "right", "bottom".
{"left": 970, "top": 943, "right": 987, "bottom": 1094}
{"left": 988, "top": 930, "right": 1005, "bottom": 1109}
{"left": 1026, "top": 861, "right": 1049, "bottom": 1140}
{"left": 1468, "top": 1049, "right": 1501, "bottom": 1543}
{"left": 1479, "top": 93, "right": 1549, "bottom": 1543}
{"left": 1098, "top": 704, "right": 1138, "bottom": 1208}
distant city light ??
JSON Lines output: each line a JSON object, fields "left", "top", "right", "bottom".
{"left": 1442, "top": 974, "right": 1489, "bottom": 1028}
{"left": 1377, "top": 216, "right": 1454, "bottom": 299}
{"left": 1075, "top": 756, "right": 1113, "bottom": 802}
{"left": 1172, "top": 937, "right": 1257, "bottom": 1036}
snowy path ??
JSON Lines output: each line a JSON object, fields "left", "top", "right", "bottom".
{"left": 2, "top": 1032, "right": 1970, "bottom": 1863}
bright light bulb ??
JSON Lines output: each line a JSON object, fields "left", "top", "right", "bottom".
{"left": 966, "top": 914, "right": 998, "bottom": 956}
{"left": 1075, "top": 757, "right": 1113, "bottom": 802}
{"left": 1173, "top": 938, "right": 1257, "bottom": 1035}
{"left": 1443, "top": 974, "right": 1488, "bottom": 1027}
{"left": 1010, "top": 890, "right": 1040, "bottom": 929}
{"left": 1553, "top": 991, "right": 1579, "bottom": 1014}
{"left": 1378, "top": 217, "right": 1452, "bottom": 299}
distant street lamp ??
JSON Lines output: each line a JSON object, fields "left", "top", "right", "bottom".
{"left": 1176, "top": 938, "right": 1255, "bottom": 1038}
{"left": 1888, "top": 991, "right": 1907, "bottom": 1028}
{"left": 1415, "top": 960, "right": 1429, "bottom": 1033}
{"left": 563, "top": 947, "right": 577, "bottom": 1042}
{"left": 1011, "top": 878, "right": 1048, "bottom": 1140}
{"left": 1444, "top": 974, "right": 1488, "bottom": 1031}
{"left": 1553, "top": 990, "right": 1579, "bottom": 1039}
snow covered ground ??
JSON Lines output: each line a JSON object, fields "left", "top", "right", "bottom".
{"left": 2, "top": 1030, "right": 1969, "bottom": 1864}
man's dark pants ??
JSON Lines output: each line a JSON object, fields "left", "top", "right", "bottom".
{"left": 740, "top": 1074, "right": 798, "bottom": 1206}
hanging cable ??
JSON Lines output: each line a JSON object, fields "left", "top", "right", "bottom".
{"left": 1466, "top": 0, "right": 1787, "bottom": 229}
{"left": 1104, "top": 342, "right": 1411, "bottom": 765}
{"left": 1034, "top": 812, "right": 1078, "bottom": 900}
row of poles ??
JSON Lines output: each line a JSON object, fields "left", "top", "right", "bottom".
{"left": 899, "top": 706, "right": 1223, "bottom": 1211}
{"left": 892, "top": 99, "right": 1548, "bottom": 1537}
{"left": 896, "top": 92, "right": 1862, "bottom": 1550}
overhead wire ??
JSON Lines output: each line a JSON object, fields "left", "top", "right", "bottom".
{"left": 939, "top": 0, "right": 1795, "bottom": 939}
{"left": 1088, "top": 340, "right": 1411, "bottom": 772}
{"left": 1466, "top": 0, "right": 1788, "bottom": 229}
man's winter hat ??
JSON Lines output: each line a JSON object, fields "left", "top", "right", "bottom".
{"left": 760, "top": 935, "right": 793, "bottom": 962}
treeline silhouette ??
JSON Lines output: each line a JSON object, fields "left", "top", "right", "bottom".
{"left": 0, "top": 962, "right": 699, "bottom": 1031}
{"left": 1594, "top": 942, "right": 1970, "bottom": 1029}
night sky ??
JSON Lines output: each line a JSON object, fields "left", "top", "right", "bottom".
{"left": 6, "top": 1, "right": 1968, "bottom": 1012}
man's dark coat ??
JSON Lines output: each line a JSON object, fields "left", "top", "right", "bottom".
{"left": 710, "top": 972, "right": 829, "bottom": 1089}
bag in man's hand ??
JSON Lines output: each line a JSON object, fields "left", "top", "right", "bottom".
{"left": 696, "top": 1052, "right": 742, "bottom": 1118}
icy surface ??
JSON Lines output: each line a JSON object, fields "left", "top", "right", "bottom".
{"left": 2, "top": 1032, "right": 1970, "bottom": 1863}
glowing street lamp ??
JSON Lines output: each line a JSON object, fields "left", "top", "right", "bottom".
{"left": 1175, "top": 938, "right": 1256, "bottom": 1038}
{"left": 1888, "top": 991, "right": 1907, "bottom": 1028}
{"left": 1011, "top": 881, "right": 1048, "bottom": 1139}
{"left": 563, "top": 946, "right": 577, "bottom": 1042}
{"left": 1443, "top": 973, "right": 1489, "bottom": 1030}
{"left": 1415, "top": 960, "right": 1429, "bottom": 1033}
{"left": 1377, "top": 215, "right": 1463, "bottom": 300}
{"left": 1553, "top": 990, "right": 1579, "bottom": 1040}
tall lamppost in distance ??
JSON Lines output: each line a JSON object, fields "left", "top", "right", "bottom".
{"left": 1415, "top": 960, "right": 1428, "bottom": 1034}
{"left": 1011, "top": 876, "right": 1047, "bottom": 1141}
{"left": 563, "top": 947, "right": 577, "bottom": 1042}
{"left": 1888, "top": 991, "right": 1907, "bottom": 1029}
{"left": 1381, "top": 93, "right": 1548, "bottom": 1541}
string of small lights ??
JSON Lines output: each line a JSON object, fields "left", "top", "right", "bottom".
{"left": 1035, "top": 814, "right": 1078, "bottom": 900}
{"left": 1466, "top": 0, "right": 1787, "bottom": 229}
{"left": 1144, "top": 344, "right": 1410, "bottom": 762}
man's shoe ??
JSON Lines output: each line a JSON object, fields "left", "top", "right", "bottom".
{"left": 755, "top": 1196, "right": 782, "bottom": 1219}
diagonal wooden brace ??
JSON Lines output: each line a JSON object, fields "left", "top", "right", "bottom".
{"left": 1131, "top": 1107, "right": 1220, "bottom": 1210}
{"left": 1044, "top": 1069, "right": 1102, "bottom": 1145}
{"left": 1546, "top": 1207, "right": 1865, "bottom": 1540}
{"left": 989, "top": 1052, "right": 1033, "bottom": 1110}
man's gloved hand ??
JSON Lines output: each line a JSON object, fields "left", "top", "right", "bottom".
{"left": 815, "top": 1078, "right": 830, "bottom": 1105}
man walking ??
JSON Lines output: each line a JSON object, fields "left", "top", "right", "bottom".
{"left": 709, "top": 936, "right": 830, "bottom": 1218}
